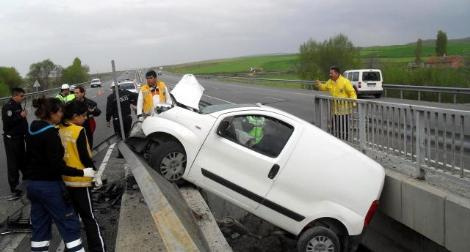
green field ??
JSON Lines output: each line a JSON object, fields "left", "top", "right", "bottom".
{"left": 166, "top": 38, "right": 470, "bottom": 76}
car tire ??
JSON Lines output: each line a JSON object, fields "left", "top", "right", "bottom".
{"left": 297, "top": 226, "right": 341, "bottom": 252}
{"left": 149, "top": 141, "right": 187, "bottom": 184}
{"left": 374, "top": 93, "right": 382, "bottom": 98}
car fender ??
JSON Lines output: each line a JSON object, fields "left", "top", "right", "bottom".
{"left": 299, "top": 201, "right": 365, "bottom": 236}
{"left": 142, "top": 116, "right": 203, "bottom": 177}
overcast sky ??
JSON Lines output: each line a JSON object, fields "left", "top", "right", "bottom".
{"left": 1, "top": 0, "right": 469, "bottom": 76}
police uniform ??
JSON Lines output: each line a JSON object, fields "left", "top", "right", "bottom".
{"left": 1, "top": 98, "right": 27, "bottom": 194}
{"left": 106, "top": 89, "right": 138, "bottom": 138}
{"left": 75, "top": 97, "right": 101, "bottom": 148}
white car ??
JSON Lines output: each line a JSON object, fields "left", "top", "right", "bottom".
{"left": 90, "top": 78, "right": 102, "bottom": 88}
{"left": 343, "top": 69, "right": 384, "bottom": 98}
{"left": 130, "top": 74, "right": 385, "bottom": 252}
{"left": 118, "top": 80, "right": 138, "bottom": 93}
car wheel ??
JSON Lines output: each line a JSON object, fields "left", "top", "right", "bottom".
{"left": 149, "top": 141, "right": 187, "bottom": 183}
{"left": 374, "top": 93, "right": 382, "bottom": 98}
{"left": 297, "top": 226, "right": 340, "bottom": 252}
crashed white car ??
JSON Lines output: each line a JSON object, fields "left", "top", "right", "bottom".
{"left": 130, "top": 74, "right": 385, "bottom": 252}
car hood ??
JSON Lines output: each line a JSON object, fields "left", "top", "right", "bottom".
{"left": 170, "top": 74, "right": 205, "bottom": 110}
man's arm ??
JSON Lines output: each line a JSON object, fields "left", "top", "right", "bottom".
{"left": 315, "top": 80, "right": 330, "bottom": 91}
{"left": 2, "top": 104, "right": 24, "bottom": 129}
{"left": 86, "top": 98, "right": 101, "bottom": 117}
{"left": 344, "top": 80, "right": 357, "bottom": 99}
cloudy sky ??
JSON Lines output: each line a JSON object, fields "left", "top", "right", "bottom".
{"left": 1, "top": 0, "right": 469, "bottom": 76}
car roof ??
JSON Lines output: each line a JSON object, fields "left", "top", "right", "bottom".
{"left": 344, "top": 69, "right": 382, "bottom": 72}
{"left": 204, "top": 103, "right": 303, "bottom": 123}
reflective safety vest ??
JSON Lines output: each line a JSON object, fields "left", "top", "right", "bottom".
{"left": 56, "top": 93, "right": 75, "bottom": 103}
{"left": 59, "top": 123, "right": 93, "bottom": 187}
{"left": 247, "top": 116, "right": 265, "bottom": 144}
{"left": 317, "top": 75, "right": 357, "bottom": 115}
{"left": 140, "top": 81, "right": 167, "bottom": 115}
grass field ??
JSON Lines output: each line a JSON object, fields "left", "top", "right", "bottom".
{"left": 165, "top": 38, "right": 470, "bottom": 88}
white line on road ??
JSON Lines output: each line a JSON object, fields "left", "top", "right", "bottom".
{"left": 202, "top": 94, "right": 235, "bottom": 104}
{"left": 96, "top": 143, "right": 117, "bottom": 179}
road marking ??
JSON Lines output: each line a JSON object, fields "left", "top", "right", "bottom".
{"left": 202, "top": 94, "right": 235, "bottom": 104}
{"left": 96, "top": 143, "right": 117, "bottom": 180}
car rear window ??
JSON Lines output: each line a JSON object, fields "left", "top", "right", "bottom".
{"left": 119, "top": 83, "right": 135, "bottom": 90}
{"left": 362, "top": 71, "right": 381, "bottom": 81}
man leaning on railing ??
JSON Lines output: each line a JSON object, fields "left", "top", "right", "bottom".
{"left": 315, "top": 66, "right": 357, "bottom": 140}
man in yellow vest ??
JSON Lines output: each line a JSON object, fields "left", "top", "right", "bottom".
{"left": 136, "top": 70, "right": 171, "bottom": 120}
{"left": 315, "top": 66, "right": 357, "bottom": 140}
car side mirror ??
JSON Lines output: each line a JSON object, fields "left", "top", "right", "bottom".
{"left": 217, "top": 120, "right": 231, "bottom": 136}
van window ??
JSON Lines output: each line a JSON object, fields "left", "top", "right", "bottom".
{"left": 351, "top": 72, "right": 359, "bottom": 81}
{"left": 363, "top": 71, "right": 381, "bottom": 81}
{"left": 218, "top": 115, "right": 294, "bottom": 157}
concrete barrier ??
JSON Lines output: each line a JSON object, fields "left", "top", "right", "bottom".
{"left": 374, "top": 168, "right": 470, "bottom": 252}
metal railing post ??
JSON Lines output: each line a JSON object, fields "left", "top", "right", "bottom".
{"left": 358, "top": 102, "right": 367, "bottom": 153}
{"left": 415, "top": 110, "right": 426, "bottom": 179}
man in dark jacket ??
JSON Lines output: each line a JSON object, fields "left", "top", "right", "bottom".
{"left": 74, "top": 86, "right": 101, "bottom": 148}
{"left": 1, "top": 87, "right": 28, "bottom": 200}
{"left": 106, "top": 84, "right": 137, "bottom": 139}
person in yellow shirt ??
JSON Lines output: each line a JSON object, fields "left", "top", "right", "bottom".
{"left": 136, "top": 70, "right": 171, "bottom": 119}
{"left": 315, "top": 66, "right": 357, "bottom": 140}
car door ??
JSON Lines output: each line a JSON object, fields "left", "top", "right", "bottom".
{"left": 192, "top": 111, "right": 297, "bottom": 210}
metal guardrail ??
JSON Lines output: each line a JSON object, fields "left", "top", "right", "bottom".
{"left": 383, "top": 84, "right": 470, "bottom": 103}
{"left": 311, "top": 94, "right": 470, "bottom": 179}
{"left": 197, "top": 75, "right": 470, "bottom": 104}
{"left": 0, "top": 81, "right": 89, "bottom": 107}
{"left": 118, "top": 142, "right": 210, "bottom": 251}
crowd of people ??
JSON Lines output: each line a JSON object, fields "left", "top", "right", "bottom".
{"left": 1, "top": 70, "right": 168, "bottom": 251}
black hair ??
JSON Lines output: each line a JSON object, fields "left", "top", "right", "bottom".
{"left": 61, "top": 100, "right": 88, "bottom": 125}
{"left": 146, "top": 70, "right": 157, "bottom": 78}
{"left": 330, "top": 66, "right": 341, "bottom": 74}
{"left": 11, "top": 87, "right": 25, "bottom": 96}
{"left": 32, "top": 97, "right": 63, "bottom": 120}
{"left": 74, "top": 85, "right": 85, "bottom": 93}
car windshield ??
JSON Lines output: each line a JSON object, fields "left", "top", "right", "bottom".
{"left": 119, "top": 83, "right": 135, "bottom": 90}
{"left": 362, "top": 71, "right": 381, "bottom": 81}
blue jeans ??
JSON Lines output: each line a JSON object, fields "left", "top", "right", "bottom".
{"left": 27, "top": 180, "right": 84, "bottom": 252}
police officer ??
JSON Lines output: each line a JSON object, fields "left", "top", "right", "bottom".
{"left": 106, "top": 82, "right": 137, "bottom": 139}
{"left": 56, "top": 84, "right": 75, "bottom": 103}
{"left": 1, "top": 87, "right": 28, "bottom": 200}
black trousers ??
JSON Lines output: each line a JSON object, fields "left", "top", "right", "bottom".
{"left": 67, "top": 187, "right": 106, "bottom": 252}
{"left": 3, "top": 136, "right": 25, "bottom": 193}
{"left": 332, "top": 115, "right": 350, "bottom": 140}
{"left": 112, "top": 116, "right": 132, "bottom": 139}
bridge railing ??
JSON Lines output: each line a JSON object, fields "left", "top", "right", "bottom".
{"left": 312, "top": 94, "right": 470, "bottom": 179}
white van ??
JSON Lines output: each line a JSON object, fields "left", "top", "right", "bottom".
{"left": 343, "top": 69, "right": 383, "bottom": 98}
{"left": 130, "top": 74, "right": 386, "bottom": 252}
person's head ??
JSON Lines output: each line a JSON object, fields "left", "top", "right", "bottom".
{"left": 329, "top": 66, "right": 341, "bottom": 81}
{"left": 146, "top": 70, "right": 157, "bottom": 86}
{"left": 62, "top": 100, "right": 88, "bottom": 126}
{"left": 60, "top": 84, "right": 70, "bottom": 95}
{"left": 11, "top": 87, "right": 25, "bottom": 103}
{"left": 32, "top": 97, "right": 63, "bottom": 124}
{"left": 74, "top": 86, "right": 86, "bottom": 100}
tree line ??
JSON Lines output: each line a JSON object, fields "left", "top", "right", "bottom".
{"left": 298, "top": 30, "right": 451, "bottom": 80}
{"left": 0, "top": 57, "right": 90, "bottom": 97}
